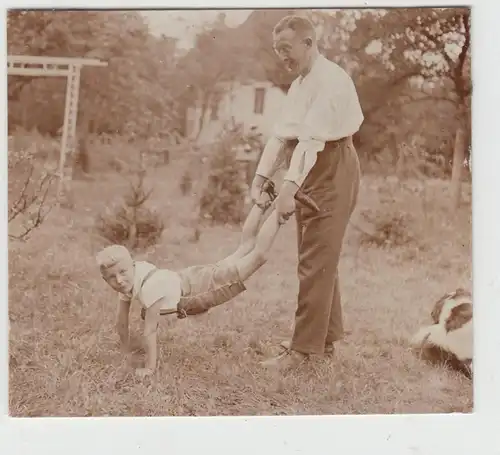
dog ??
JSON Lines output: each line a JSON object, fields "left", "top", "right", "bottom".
{"left": 410, "top": 288, "right": 473, "bottom": 379}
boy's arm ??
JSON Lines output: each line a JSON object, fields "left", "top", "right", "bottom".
{"left": 116, "top": 296, "right": 131, "bottom": 352}
{"left": 135, "top": 272, "right": 182, "bottom": 377}
{"left": 136, "top": 298, "right": 163, "bottom": 377}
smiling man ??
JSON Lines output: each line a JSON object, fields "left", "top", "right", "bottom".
{"left": 251, "top": 15, "right": 364, "bottom": 370}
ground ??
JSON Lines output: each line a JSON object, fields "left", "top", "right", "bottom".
{"left": 8, "top": 163, "right": 473, "bottom": 416}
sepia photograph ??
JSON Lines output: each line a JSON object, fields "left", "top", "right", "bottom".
{"left": 7, "top": 7, "right": 473, "bottom": 417}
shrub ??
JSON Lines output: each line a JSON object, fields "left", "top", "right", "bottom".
{"left": 95, "top": 204, "right": 165, "bottom": 250}
{"left": 198, "top": 131, "right": 247, "bottom": 225}
{"left": 359, "top": 210, "right": 416, "bottom": 248}
{"left": 94, "top": 165, "right": 165, "bottom": 250}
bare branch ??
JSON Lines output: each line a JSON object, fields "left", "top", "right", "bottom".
{"left": 8, "top": 164, "right": 35, "bottom": 222}
{"left": 8, "top": 170, "right": 56, "bottom": 240}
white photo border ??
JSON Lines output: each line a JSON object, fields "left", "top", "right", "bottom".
{"left": 1, "top": 0, "right": 499, "bottom": 454}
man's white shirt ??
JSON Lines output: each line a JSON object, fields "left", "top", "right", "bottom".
{"left": 256, "top": 54, "right": 364, "bottom": 187}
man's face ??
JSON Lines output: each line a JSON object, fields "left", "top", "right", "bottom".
{"left": 102, "top": 260, "right": 134, "bottom": 294}
{"left": 273, "top": 28, "right": 310, "bottom": 75}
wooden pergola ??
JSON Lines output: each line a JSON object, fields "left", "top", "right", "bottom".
{"left": 7, "top": 55, "right": 108, "bottom": 198}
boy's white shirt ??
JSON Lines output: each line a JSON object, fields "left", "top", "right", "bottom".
{"left": 120, "top": 261, "right": 182, "bottom": 311}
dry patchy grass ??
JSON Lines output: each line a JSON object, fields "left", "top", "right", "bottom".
{"left": 8, "top": 167, "right": 473, "bottom": 416}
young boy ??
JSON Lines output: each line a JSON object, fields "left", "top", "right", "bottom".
{"left": 96, "top": 190, "right": 288, "bottom": 378}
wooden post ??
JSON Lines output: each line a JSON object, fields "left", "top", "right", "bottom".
{"left": 451, "top": 127, "right": 466, "bottom": 211}
{"left": 57, "top": 64, "right": 81, "bottom": 201}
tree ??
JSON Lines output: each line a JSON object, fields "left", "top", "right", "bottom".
{"left": 7, "top": 10, "right": 179, "bottom": 175}
{"left": 233, "top": 9, "right": 296, "bottom": 91}
{"left": 174, "top": 15, "right": 254, "bottom": 138}
{"left": 316, "top": 8, "right": 471, "bottom": 188}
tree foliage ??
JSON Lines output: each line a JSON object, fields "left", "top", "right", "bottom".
{"left": 7, "top": 8, "right": 471, "bottom": 179}
{"left": 7, "top": 10, "right": 178, "bottom": 138}
{"left": 311, "top": 8, "right": 471, "bottom": 173}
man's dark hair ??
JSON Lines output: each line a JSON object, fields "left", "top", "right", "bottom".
{"left": 273, "top": 15, "right": 316, "bottom": 40}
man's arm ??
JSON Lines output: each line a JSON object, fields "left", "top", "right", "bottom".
{"left": 255, "top": 136, "right": 287, "bottom": 181}
{"left": 280, "top": 89, "right": 338, "bottom": 194}
{"left": 116, "top": 296, "right": 131, "bottom": 352}
{"left": 251, "top": 137, "right": 287, "bottom": 207}
{"left": 253, "top": 80, "right": 299, "bottom": 182}
{"left": 281, "top": 140, "right": 325, "bottom": 198}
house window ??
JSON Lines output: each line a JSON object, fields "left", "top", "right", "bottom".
{"left": 254, "top": 87, "right": 266, "bottom": 114}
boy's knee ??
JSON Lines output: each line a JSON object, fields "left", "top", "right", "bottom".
{"left": 246, "top": 247, "right": 267, "bottom": 269}
{"left": 255, "top": 250, "right": 267, "bottom": 267}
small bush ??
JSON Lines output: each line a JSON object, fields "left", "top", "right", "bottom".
{"left": 359, "top": 211, "right": 416, "bottom": 248}
{"left": 198, "top": 131, "right": 247, "bottom": 225}
{"left": 94, "top": 165, "right": 165, "bottom": 250}
{"left": 95, "top": 204, "right": 165, "bottom": 250}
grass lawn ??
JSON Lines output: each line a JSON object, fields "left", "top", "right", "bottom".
{"left": 8, "top": 164, "right": 473, "bottom": 416}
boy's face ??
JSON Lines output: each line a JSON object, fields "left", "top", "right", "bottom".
{"left": 101, "top": 260, "right": 134, "bottom": 294}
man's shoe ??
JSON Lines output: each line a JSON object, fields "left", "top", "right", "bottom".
{"left": 279, "top": 340, "right": 335, "bottom": 355}
{"left": 260, "top": 349, "right": 309, "bottom": 370}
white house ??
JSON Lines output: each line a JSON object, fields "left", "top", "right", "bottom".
{"left": 185, "top": 80, "right": 287, "bottom": 145}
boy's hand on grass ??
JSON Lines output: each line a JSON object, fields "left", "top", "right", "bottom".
{"left": 123, "top": 350, "right": 134, "bottom": 365}
{"left": 135, "top": 367, "right": 154, "bottom": 378}
{"left": 119, "top": 343, "right": 131, "bottom": 357}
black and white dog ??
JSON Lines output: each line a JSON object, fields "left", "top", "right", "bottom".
{"left": 410, "top": 289, "right": 473, "bottom": 379}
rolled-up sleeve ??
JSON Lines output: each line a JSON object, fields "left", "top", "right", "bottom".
{"left": 255, "top": 136, "right": 286, "bottom": 179}
{"left": 255, "top": 80, "right": 300, "bottom": 179}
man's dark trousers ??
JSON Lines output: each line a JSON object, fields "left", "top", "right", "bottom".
{"left": 286, "top": 136, "right": 361, "bottom": 354}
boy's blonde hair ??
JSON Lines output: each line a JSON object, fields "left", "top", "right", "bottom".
{"left": 96, "top": 244, "right": 133, "bottom": 271}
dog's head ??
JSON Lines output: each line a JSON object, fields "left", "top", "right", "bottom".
{"left": 431, "top": 288, "right": 472, "bottom": 325}
{"left": 411, "top": 288, "right": 473, "bottom": 379}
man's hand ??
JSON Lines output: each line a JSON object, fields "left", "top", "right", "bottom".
{"left": 250, "top": 174, "right": 268, "bottom": 209}
{"left": 135, "top": 367, "right": 154, "bottom": 378}
{"left": 276, "top": 181, "right": 299, "bottom": 225}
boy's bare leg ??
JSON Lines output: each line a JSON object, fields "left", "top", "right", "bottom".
{"left": 240, "top": 205, "right": 268, "bottom": 246}
{"left": 224, "top": 197, "right": 274, "bottom": 263}
{"left": 236, "top": 209, "right": 282, "bottom": 281}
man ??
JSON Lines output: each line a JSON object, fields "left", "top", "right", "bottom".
{"left": 251, "top": 15, "right": 364, "bottom": 369}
